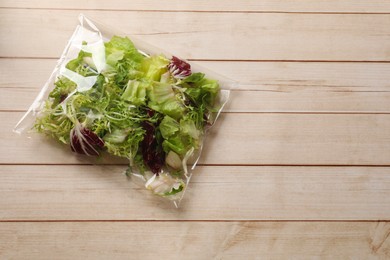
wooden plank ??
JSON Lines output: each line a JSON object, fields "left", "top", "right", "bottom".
{"left": 2, "top": 59, "right": 390, "bottom": 113}
{"left": 0, "top": 222, "right": 389, "bottom": 259}
{"left": 1, "top": 165, "right": 389, "bottom": 220}
{"left": 2, "top": 0, "right": 390, "bottom": 13}
{"left": 8, "top": 87, "right": 390, "bottom": 113}
{"left": 1, "top": 9, "right": 390, "bottom": 61}
{"left": 5, "top": 112, "right": 390, "bottom": 165}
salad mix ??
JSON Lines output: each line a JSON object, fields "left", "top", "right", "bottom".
{"left": 34, "top": 35, "right": 224, "bottom": 200}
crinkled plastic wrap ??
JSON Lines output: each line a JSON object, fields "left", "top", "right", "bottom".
{"left": 14, "top": 14, "right": 235, "bottom": 207}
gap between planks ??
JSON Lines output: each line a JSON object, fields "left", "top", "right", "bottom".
{"left": 0, "top": 220, "right": 388, "bottom": 223}
{"left": 3, "top": 56, "right": 390, "bottom": 63}
{"left": 1, "top": 163, "right": 390, "bottom": 167}
{"left": 1, "top": 6, "right": 390, "bottom": 15}
{"left": 3, "top": 110, "right": 390, "bottom": 115}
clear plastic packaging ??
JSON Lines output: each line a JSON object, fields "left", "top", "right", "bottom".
{"left": 14, "top": 14, "right": 236, "bottom": 207}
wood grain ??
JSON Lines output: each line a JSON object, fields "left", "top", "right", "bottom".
{"left": 2, "top": 59, "right": 390, "bottom": 113}
{"left": 1, "top": 9, "right": 390, "bottom": 61}
{"left": 1, "top": 165, "right": 389, "bottom": 220}
{"left": 1, "top": 222, "right": 389, "bottom": 259}
{"left": 2, "top": 2, "right": 390, "bottom": 258}
{"left": 6, "top": 112, "right": 390, "bottom": 165}
{"left": 2, "top": 0, "right": 390, "bottom": 13}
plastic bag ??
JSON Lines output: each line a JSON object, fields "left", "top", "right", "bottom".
{"left": 14, "top": 14, "right": 235, "bottom": 207}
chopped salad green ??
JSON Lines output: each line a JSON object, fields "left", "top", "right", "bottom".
{"left": 34, "top": 36, "right": 222, "bottom": 199}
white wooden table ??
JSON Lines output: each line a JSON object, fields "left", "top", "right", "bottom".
{"left": 1, "top": 1, "right": 390, "bottom": 258}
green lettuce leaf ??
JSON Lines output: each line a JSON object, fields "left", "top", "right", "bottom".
{"left": 159, "top": 116, "right": 180, "bottom": 139}
{"left": 141, "top": 55, "right": 169, "bottom": 81}
{"left": 147, "top": 82, "right": 185, "bottom": 119}
{"left": 121, "top": 80, "right": 147, "bottom": 105}
{"left": 66, "top": 49, "right": 95, "bottom": 76}
{"left": 185, "top": 78, "right": 220, "bottom": 108}
{"left": 105, "top": 36, "right": 145, "bottom": 86}
{"left": 103, "top": 128, "right": 130, "bottom": 144}
{"left": 104, "top": 36, "right": 143, "bottom": 65}
{"left": 162, "top": 135, "right": 189, "bottom": 155}
{"left": 182, "top": 72, "right": 205, "bottom": 83}
{"left": 148, "top": 82, "right": 175, "bottom": 104}
{"left": 180, "top": 118, "right": 200, "bottom": 140}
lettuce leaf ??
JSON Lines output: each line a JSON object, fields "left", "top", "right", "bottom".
{"left": 105, "top": 36, "right": 143, "bottom": 66}
{"left": 121, "top": 80, "right": 147, "bottom": 106}
{"left": 180, "top": 118, "right": 200, "bottom": 140}
{"left": 185, "top": 78, "right": 220, "bottom": 108}
{"left": 162, "top": 135, "right": 188, "bottom": 155}
{"left": 148, "top": 82, "right": 175, "bottom": 104}
{"left": 148, "top": 82, "right": 185, "bottom": 119}
{"left": 159, "top": 116, "right": 180, "bottom": 139}
{"left": 141, "top": 55, "right": 169, "bottom": 81}
{"left": 105, "top": 36, "right": 145, "bottom": 86}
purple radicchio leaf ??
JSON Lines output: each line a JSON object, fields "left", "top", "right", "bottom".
{"left": 141, "top": 121, "right": 165, "bottom": 174}
{"left": 168, "top": 56, "right": 191, "bottom": 79}
{"left": 70, "top": 123, "right": 104, "bottom": 156}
